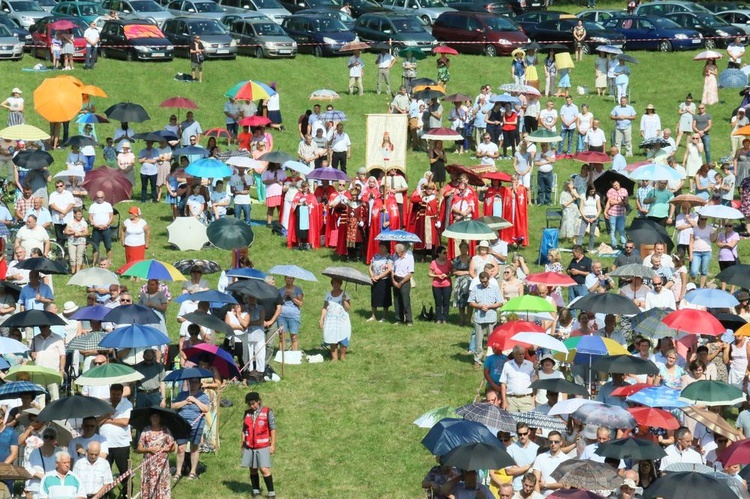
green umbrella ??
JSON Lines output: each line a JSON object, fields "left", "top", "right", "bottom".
{"left": 679, "top": 380, "right": 746, "bottom": 407}
{"left": 441, "top": 220, "right": 496, "bottom": 241}
{"left": 413, "top": 406, "right": 458, "bottom": 428}
{"left": 74, "top": 363, "right": 144, "bottom": 387}
{"left": 207, "top": 218, "right": 255, "bottom": 250}
{"left": 5, "top": 365, "right": 62, "bottom": 385}
{"left": 475, "top": 216, "right": 512, "bottom": 231}
{"left": 501, "top": 296, "right": 556, "bottom": 313}
{"left": 526, "top": 129, "right": 562, "bottom": 143}
{"left": 399, "top": 47, "right": 427, "bottom": 60}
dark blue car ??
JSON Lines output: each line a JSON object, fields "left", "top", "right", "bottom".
{"left": 603, "top": 15, "right": 704, "bottom": 51}
{"left": 282, "top": 14, "right": 356, "bottom": 56}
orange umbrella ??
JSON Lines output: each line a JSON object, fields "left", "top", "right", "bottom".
{"left": 34, "top": 78, "right": 83, "bottom": 123}
{"left": 733, "top": 124, "right": 750, "bottom": 136}
{"left": 79, "top": 85, "right": 107, "bottom": 98}
{"left": 54, "top": 74, "right": 83, "bottom": 87}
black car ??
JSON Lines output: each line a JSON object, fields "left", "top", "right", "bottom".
{"left": 704, "top": 2, "right": 749, "bottom": 13}
{"left": 282, "top": 14, "right": 355, "bottom": 55}
{"left": 443, "top": 0, "right": 514, "bottom": 17}
{"left": 513, "top": 10, "right": 572, "bottom": 31}
{"left": 99, "top": 19, "right": 174, "bottom": 60}
{"left": 279, "top": 0, "right": 339, "bottom": 14}
{"left": 0, "top": 13, "right": 31, "bottom": 48}
{"left": 344, "top": 0, "right": 389, "bottom": 18}
{"left": 353, "top": 12, "right": 436, "bottom": 51}
{"left": 525, "top": 18, "right": 625, "bottom": 53}
{"left": 665, "top": 11, "right": 745, "bottom": 47}
{"left": 296, "top": 7, "right": 355, "bottom": 28}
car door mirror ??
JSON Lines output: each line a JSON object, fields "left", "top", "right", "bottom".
{"left": 123, "top": 8, "right": 130, "bottom": 12}
{"left": 188, "top": 7, "right": 194, "bottom": 11}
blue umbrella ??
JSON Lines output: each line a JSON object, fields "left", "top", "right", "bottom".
{"left": 0, "top": 337, "right": 28, "bottom": 354}
{"left": 626, "top": 386, "right": 688, "bottom": 408}
{"left": 164, "top": 367, "right": 214, "bottom": 382}
{"left": 185, "top": 158, "right": 232, "bottom": 179}
{"left": 0, "top": 380, "right": 46, "bottom": 400}
{"left": 0, "top": 358, "right": 10, "bottom": 370}
{"left": 173, "top": 146, "right": 209, "bottom": 158}
{"left": 226, "top": 268, "right": 267, "bottom": 280}
{"left": 282, "top": 160, "right": 313, "bottom": 175}
{"left": 174, "top": 290, "right": 238, "bottom": 304}
{"left": 268, "top": 265, "right": 318, "bottom": 282}
{"left": 698, "top": 204, "right": 745, "bottom": 220}
{"left": 102, "top": 304, "right": 161, "bottom": 325}
{"left": 375, "top": 230, "right": 422, "bottom": 243}
{"left": 421, "top": 418, "right": 503, "bottom": 456}
{"left": 99, "top": 324, "right": 171, "bottom": 349}
{"left": 71, "top": 305, "right": 112, "bottom": 322}
{"left": 684, "top": 289, "right": 740, "bottom": 309}
{"left": 719, "top": 68, "right": 748, "bottom": 89}
{"left": 629, "top": 163, "right": 683, "bottom": 182}
{"left": 596, "top": 44, "right": 623, "bottom": 55}
{"left": 322, "top": 110, "right": 347, "bottom": 122}
{"left": 572, "top": 335, "right": 612, "bottom": 365}
{"left": 158, "top": 130, "right": 179, "bottom": 141}
{"left": 489, "top": 94, "right": 520, "bottom": 105}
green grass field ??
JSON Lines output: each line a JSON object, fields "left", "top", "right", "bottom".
{"left": 0, "top": 13, "right": 747, "bottom": 496}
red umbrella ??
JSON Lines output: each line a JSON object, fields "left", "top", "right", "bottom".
{"left": 718, "top": 439, "right": 750, "bottom": 467}
{"left": 572, "top": 151, "right": 610, "bottom": 164}
{"left": 483, "top": 171, "right": 512, "bottom": 183}
{"left": 487, "top": 321, "right": 543, "bottom": 350}
{"left": 421, "top": 127, "right": 462, "bottom": 141}
{"left": 662, "top": 309, "right": 725, "bottom": 336}
{"left": 434, "top": 45, "right": 459, "bottom": 56}
{"left": 624, "top": 160, "right": 651, "bottom": 172}
{"left": 445, "top": 164, "right": 484, "bottom": 186}
{"left": 82, "top": 166, "right": 132, "bottom": 205}
{"left": 610, "top": 383, "right": 652, "bottom": 397}
{"left": 525, "top": 272, "right": 577, "bottom": 287}
{"left": 204, "top": 128, "right": 232, "bottom": 139}
{"left": 239, "top": 116, "right": 271, "bottom": 127}
{"left": 159, "top": 97, "right": 198, "bottom": 109}
{"left": 182, "top": 343, "right": 240, "bottom": 380}
{"left": 627, "top": 407, "right": 679, "bottom": 430}
{"left": 49, "top": 20, "right": 78, "bottom": 30}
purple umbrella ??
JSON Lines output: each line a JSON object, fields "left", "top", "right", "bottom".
{"left": 70, "top": 305, "right": 111, "bottom": 322}
{"left": 307, "top": 167, "right": 349, "bottom": 182}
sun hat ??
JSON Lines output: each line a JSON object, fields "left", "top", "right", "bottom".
{"left": 128, "top": 206, "right": 141, "bottom": 216}
{"left": 121, "top": 141, "right": 131, "bottom": 149}
{"left": 622, "top": 479, "right": 637, "bottom": 489}
{"left": 11, "top": 88, "right": 21, "bottom": 94}
{"left": 737, "top": 291, "right": 750, "bottom": 302}
{"left": 583, "top": 424, "right": 599, "bottom": 440}
{"left": 62, "top": 301, "right": 78, "bottom": 315}
{"left": 645, "top": 104, "right": 655, "bottom": 111}
{"left": 540, "top": 354, "right": 557, "bottom": 366}
{"left": 477, "top": 241, "right": 490, "bottom": 248}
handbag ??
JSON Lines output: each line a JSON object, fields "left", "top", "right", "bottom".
{"left": 420, "top": 302, "right": 434, "bottom": 322}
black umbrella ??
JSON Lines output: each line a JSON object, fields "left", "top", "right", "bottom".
{"left": 591, "top": 355, "right": 660, "bottom": 375}
{"left": 15, "top": 257, "right": 68, "bottom": 275}
{"left": 643, "top": 471, "right": 736, "bottom": 499}
{"left": 0, "top": 282, "right": 20, "bottom": 301}
{"left": 130, "top": 406, "right": 191, "bottom": 440}
{"left": 538, "top": 43, "right": 567, "bottom": 52}
{"left": 596, "top": 437, "right": 666, "bottom": 460}
{"left": 551, "top": 460, "right": 622, "bottom": 490}
{"left": 411, "top": 77, "right": 437, "bottom": 86}
{"left": 104, "top": 102, "right": 150, "bottom": 123}
{"left": 530, "top": 378, "right": 589, "bottom": 396}
{"left": 173, "top": 259, "right": 222, "bottom": 275}
{"left": 37, "top": 395, "right": 114, "bottom": 421}
{"left": 593, "top": 170, "right": 635, "bottom": 198}
{"left": 1, "top": 310, "right": 66, "bottom": 328}
{"left": 133, "top": 132, "right": 166, "bottom": 142}
{"left": 417, "top": 88, "right": 445, "bottom": 100}
{"left": 159, "top": 129, "right": 179, "bottom": 142}
{"left": 716, "top": 313, "right": 747, "bottom": 332}
{"left": 62, "top": 135, "right": 97, "bottom": 148}
{"left": 12, "top": 150, "right": 53, "bottom": 170}
{"left": 102, "top": 304, "right": 161, "bottom": 325}
{"left": 716, "top": 264, "right": 750, "bottom": 289}
{"left": 627, "top": 218, "right": 674, "bottom": 253}
{"left": 181, "top": 312, "right": 234, "bottom": 336}
{"left": 618, "top": 53, "right": 639, "bottom": 64}
{"left": 442, "top": 442, "right": 515, "bottom": 471}
{"left": 569, "top": 293, "right": 641, "bottom": 315}
{"left": 226, "top": 279, "right": 279, "bottom": 300}
{"left": 258, "top": 151, "right": 293, "bottom": 164}
{"left": 524, "top": 41, "right": 542, "bottom": 51}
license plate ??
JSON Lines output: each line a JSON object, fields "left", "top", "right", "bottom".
{"left": 692, "top": 39, "right": 701, "bottom": 44}
{"left": 279, "top": 49, "right": 291, "bottom": 54}
{"left": 151, "top": 52, "right": 165, "bottom": 57}
{"left": 217, "top": 49, "right": 229, "bottom": 54}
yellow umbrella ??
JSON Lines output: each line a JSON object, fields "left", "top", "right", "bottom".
{"left": 34, "top": 78, "right": 83, "bottom": 123}
{"left": 54, "top": 74, "right": 84, "bottom": 87}
{"left": 735, "top": 323, "right": 750, "bottom": 337}
{"left": 555, "top": 52, "right": 575, "bottom": 70}
{"left": 412, "top": 84, "right": 446, "bottom": 94}
{"left": 0, "top": 124, "right": 50, "bottom": 140}
{"left": 80, "top": 84, "right": 108, "bottom": 98}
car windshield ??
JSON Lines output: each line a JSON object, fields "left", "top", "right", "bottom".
{"left": 254, "top": 0, "right": 283, "bottom": 7}
{"left": 391, "top": 17, "right": 424, "bottom": 32}
{"left": 130, "top": 0, "right": 163, "bottom": 11}
{"left": 582, "top": 20, "right": 604, "bottom": 30}
{"left": 0, "top": 17, "right": 13, "bottom": 28}
{"left": 79, "top": 4, "right": 104, "bottom": 15}
{"left": 189, "top": 19, "right": 226, "bottom": 33}
{"left": 419, "top": 0, "right": 447, "bottom": 6}
{"left": 195, "top": 1, "right": 222, "bottom": 11}
{"left": 35, "top": 0, "right": 54, "bottom": 6}
{"left": 10, "top": 2, "right": 43, "bottom": 11}
{"left": 253, "top": 21, "right": 284, "bottom": 34}
{"left": 308, "top": 0, "right": 339, "bottom": 7}
{"left": 311, "top": 17, "right": 347, "bottom": 31}
{"left": 0, "top": 25, "right": 11, "bottom": 36}
{"left": 695, "top": 13, "right": 730, "bottom": 26}
{"left": 652, "top": 17, "right": 681, "bottom": 28}
{"left": 484, "top": 16, "right": 516, "bottom": 31}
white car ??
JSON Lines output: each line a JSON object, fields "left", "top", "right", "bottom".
{"left": 717, "top": 9, "right": 750, "bottom": 35}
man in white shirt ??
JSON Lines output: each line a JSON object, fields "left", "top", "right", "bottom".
{"left": 15, "top": 214, "right": 49, "bottom": 257}
{"left": 659, "top": 427, "right": 704, "bottom": 472}
{"left": 728, "top": 36, "right": 745, "bottom": 69}
{"left": 48, "top": 180, "right": 75, "bottom": 247}
{"left": 579, "top": 426, "right": 626, "bottom": 468}
{"left": 83, "top": 21, "right": 99, "bottom": 69}
{"left": 347, "top": 49, "right": 364, "bottom": 96}
{"left": 505, "top": 423, "right": 540, "bottom": 491}
{"left": 584, "top": 119, "right": 606, "bottom": 152}
{"left": 99, "top": 383, "right": 133, "bottom": 495}
{"left": 68, "top": 417, "right": 108, "bottom": 463}
{"left": 644, "top": 276, "right": 677, "bottom": 310}
{"left": 229, "top": 165, "right": 252, "bottom": 225}
{"left": 72, "top": 441, "right": 113, "bottom": 499}
{"left": 476, "top": 133, "right": 500, "bottom": 166}
{"left": 585, "top": 261, "right": 614, "bottom": 294}
{"left": 180, "top": 111, "right": 202, "bottom": 147}
{"left": 558, "top": 96, "right": 579, "bottom": 157}
{"left": 500, "top": 346, "right": 536, "bottom": 413}
{"left": 375, "top": 47, "right": 395, "bottom": 96}
{"left": 532, "top": 430, "right": 571, "bottom": 496}
{"left": 328, "top": 123, "right": 351, "bottom": 173}
{"left": 224, "top": 96, "right": 240, "bottom": 141}
{"left": 88, "top": 191, "right": 113, "bottom": 265}
{"left": 610, "top": 97, "right": 637, "bottom": 157}
{"left": 538, "top": 100, "right": 558, "bottom": 133}
{"left": 642, "top": 242, "right": 674, "bottom": 268}
{"left": 31, "top": 324, "right": 65, "bottom": 400}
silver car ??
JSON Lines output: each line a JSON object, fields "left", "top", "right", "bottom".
{"left": 380, "top": 0, "right": 455, "bottom": 25}
{"left": 167, "top": 0, "right": 227, "bottom": 21}
{"left": 0, "top": 0, "right": 47, "bottom": 29}
{"left": 161, "top": 17, "right": 237, "bottom": 58}
{"left": 217, "top": 0, "right": 289, "bottom": 24}
{"left": 717, "top": 9, "right": 750, "bottom": 35}
{"left": 0, "top": 24, "right": 23, "bottom": 59}
{"left": 100, "top": 0, "right": 174, "bottom": 27}
{"left": 228, "top": 17, "right": 296, "bottom": 57}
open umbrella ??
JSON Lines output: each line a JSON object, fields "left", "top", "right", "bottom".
{"left": 630, "top": 163, "right": 684, "bottom": 182}
{"left": 309, "top": 89, "right": 341, "bottom": 100}
{"left": 74, "top": 363, "right": 143, "bottom": 386}
{"left": 66, "top": 331, "right": 107, "bottom": 352}
{"left": 524, "top": 272, "right": 576, "bottom": 287}
{"left": 592, "top": 355, "right": 659, "bottom": 375}
{"left": 694, "top": 50, "right": 723, "bottom": 60}
{"left": 118, "top": 259, "right": 186, "bottom": 282}
{"left": 662, "top": 309, "right": 725, "bottom": 336}
{"left": 76, "top": 113, "right": 110, "bottom": 124}
{"left": 489, "top": 94, "right": 521, "bottom": 105}
{"left": 204, "top": 128, "right": 232, "bottom": 139}
{"left": 102, "top": 305, "right": 160, "bottom": 326}
{"left": 609, "top": 263, "right": 656, "bottom": 280}
{"left": 526, "top": 129, "right": 562, "bottom": 143}
{"left": 441, "top": 220, "right": 495, "bottom": 241}
{"left": 173, "top": 259, "right": 221, "bottom": 275}
{"left": 37, "top": 395, "right": 114, "bottom": 421}
{"left": 443, "top": 93, "right": 472, "bottom": 103}
{"left": 433, "top": 45, "right": 458, "bottom": 55}
{"left": 718, "top": 439, "right": 750, "bottom": 468}
{"left": 15, "top": 257, "right": 67, "bottom": 275}
{"left": 551, "top": 460, "right": 622, "bottom": 490}
{"left": 548, "top": 490, "right": 605, "bottom": 499}
{"left": 207, "top": 218, "right": 254, "bottom": 250}
{"left": 226, "top": 280, "right": 280, "bottom": 301}
{"left": 185, "top": 158, "right": 232, "bottom": 179}
{"left": 104, "top": 102, "right": 150, "bottom": 123}
{"left": 511, "top": 332, "right": 568, "bottom": 353}
{"left": 99, "top": 324, "right": 170, "bottom": 348}
{"left": 569, "top": 293, "right": 641, "bottom": 315}
{"left": 283, "top": 161, "right": 313, "bottom": 176}
{"left": 130, "top": 407, "right": 191, "bottom": 440}
{"left": 160, "top": 96, "right": 198, "bottom": 109}
{"left": 633, "top": 316, "right": 675, "bottom": 339}
{"left": 174, "top": 290, "right": 237, "bottom": 305}
{"left": 267, "top": 265, "right": 317, "bottom": 282}
{"left": 698, "top": 204, "right": 745, "bottom": 219}
{"left": 12, "top": 150, "right": 53, "bottom": 170}
{"left": 573, "top": 403, "right": 636, "bottom": 429}
{"left": 375, "top": 230, "right": 421, "bottom": 243}
{"left": 173, "top": 146, "right": 209, "bottom": 158}
{"left": 644, "top": 471, "right": 735, "bottom": 499}
{"left": 556, "top": 336, "right": 629, "bottom": 365}
{"left": 596, "top": 437, "right": 666, "bottom": 460}
{"left": 682, "top": 406, "right": 741, "bottom": 441}
{"left": 413, "top": 406, "right": 458, "bottom": 428}
{"left": 0, "top": 337, "right": 28, "bottom": 355}
{"left": 167, "top": 217, "right": 209, "bottom": 251}
{"left": 2, "top": 310, "right": 66, "bottom": 328}
{"left": 617, "top": 53, "right": 639, "bottom": 64}
{"left": 445, "top": 164, "right": 484, "bottom": 185}
{"left": 669, "top": 193, "right": 707, "bottom": 207}
{"left": 258, "top": 151, "right": 294, "bottom": 164}
{"left": 684, "top": 289, "right": 739, "bottom": 308}
{"left": 0, "top": 381, "right": 46, "bottom": 400}
{"left": 628, "top": 407, "right": 680, "bottom": 429}
{"left": 717, "top": 313, "right": 747, "bottom": 332}
{"left": 627, "top": 218, "right": 674, "bottom": 252}
{"left": 34, "top": 78, "right": 82, "bottom": 123}
{"left": 0, "top": 124, "right": 49, "bottom": 141}
{"left": 594, "top": 170, "right": 635, "bottom": 197}
{"left": 482, "top": 172, "right": 513, "bottom": 183}
{"left": 5, "top": 365, "right": 61, "bottom": 385}
{"left": 511, "top": 411, "right": 567, "bottom": 432}
{"left": 239, "top": 116, "right": 273, "bottom": 127}
{"left": 180, "top": 312, "right": 234, "bottom": 336}
{"left": 183, "top": 343, "right": 240, "bottom": 379}
{"left": 49, "top": 19, "right": 78, "bottom": 30}
{"left": 226, "top": 156, "right": 263, "bottom": 173}
{"left": 164, "top": 367, "right": 213, "bottom": 382}
{"left": 225, "top": 268, "right": 267, "bottom": 280}
{"left": 411, "top": 77, "right": 437, "bottom": 86}
{"left": 475, "top": 216, "right": 512, "bottom": 231}
{"left": 487, "top": 321, "right": 543, "bottom": 350}
{"left": 717, "top": 264, "right": 750, "bottom": 289}
{"left": 225, "top": 80, "right": 274, "bottom": 101}
{"left": 548, "top": 399, "right": 602, "bottom": 416}
{"left": 133, "top": 132, "right": 168, "bottom": 143}
{"left": 68, "top": 267, "right": 119, "bottom": 288}
{"left": 321, "top": 267, "right": 372, "bottom": 286}
{"left": 573, "top": 151, "right": 611, "bottom": 163}
{"left": 596, "top": 44, "right": 622, "bottom": 54}
{"left": 530, "top": 378, "right": 588, "bottom": 396}
{"left": 442, "top": 442, "right": 514, "bottom": 471}
{"left": 421, "top": 127, "right": 462, "bottom": 141}
{"left": 501, "top": 296, "right": 556, "bottom": 313}
{"left": 307, "top": 167, "right": 349, "bottom": 182}
{"left": 456, "top": 402, "right": 515, "bottom": 433}
{"left": 339, "top": 41, "right": 370, "bottom": 52}
{"left": 82, "top": 166, "right": 132, "bottom": 205}
{"left": 680, "top": 380, "right": 746, "bottom": 406}
{"left": 321, "top": 110, "right": 347, "bottom": 122}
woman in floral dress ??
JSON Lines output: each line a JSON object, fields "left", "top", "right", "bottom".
{"left": 559, "top": 179, "right": 581, "bottom": 242}
{"left": 702, "top": 59, "right": 719, "bottom": 106}
{"left": 137, "top": 411, "right": 176, "bottom": 499}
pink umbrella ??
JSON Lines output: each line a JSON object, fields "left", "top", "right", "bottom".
{"left": 49, "top": 20, "right": 78, "bottom": 30}
{"left": 181, "top": 343, "right": 240, "bottom": 380}
{"left": 434, "top": 45, "right": 459, "bottom": 56}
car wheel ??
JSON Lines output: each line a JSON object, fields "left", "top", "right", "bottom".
{"left": 659, "top": 39, "right": 672, "bottom": 52}
{"left": 99, "top": 47, "right": 107, "bottom": 58}
{"left": 705, "top": 38, "right": 716, "bottom": 50}
{"left": 255, "top": 46, "right": 264, "bottom": 59}
{"left": 483, "top": 44, "right": 496, "bottom": 57}
{"left": 421, "top": 15, "right": 431, "bottom": 25}
{"left": 126, "top": 49, "right": 134, "bottom": 61}
{"left": 313, "top": 45, "right": 323, "bottom": 57}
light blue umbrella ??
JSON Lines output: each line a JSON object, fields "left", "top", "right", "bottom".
{"left": 489, "top": 94, "right": 521, "bottom": 105}
{"left": 629, "top": 163, "right": 683, "bottom": 182}
{"left": 375, "top": 230, "right": 421, "bottom": 243}
{"left": 173, "top": 290, "right": 238, "bottom": 304}
{"left": 626, "top": 386, "right": 688, "bottom": 408}
{"left": 99, "top": 325, "right": 171, "bottom": 349}
{"left": 268, "top": 264, "right": 318, "bottom": 282}
{"left": 75, "top": 113, "right": 109, "bottom": 124}
{"left": 226, "top": 268, "right": 267, "bottom": 280}
{"left": 684, "top": 289, "right": 740, "bottom": 309}
{"left": 698, "top": 204, "right": 745, "bottom": 220}
{"left": 173, "top": 146, "right": 209, "bottom": 157}
{"left": 0, "top": 337, "right": 29, "bottom": 355}
{"left": 185, "top": 158, "right": 232, "bottom": 179}
{"left": 283, "top": 160, "right": 313, "bottom": 175}
{"left": 719, "top": 68, "right": 747, "bottom": 89}
{"left": 596, "top": 44, "right": 623, "bottom": 55}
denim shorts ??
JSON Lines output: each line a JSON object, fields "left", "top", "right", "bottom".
{"left": 278, "top": 316, "right": 300, "bottom": 334}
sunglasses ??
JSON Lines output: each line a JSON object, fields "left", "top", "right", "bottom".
{"left": 120, "top": 299, "right": 132, "bottom": 303}
{"left": 43, "top": 435, "right": 55, "bottom": 440}
{"left": 93, "top": 361, "right": 104, "bottom": 366}
{"left": 517, "top": 431, "right": 529, "bottom": 436}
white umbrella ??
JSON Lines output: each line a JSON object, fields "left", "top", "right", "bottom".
{"left": 226, "top": 156, "right": 264, "bottom": 173}
{"left": 511, "top": 332, "right": 568, "bottom": 353}
{"left": 548, "top": 398, "right": 601, "bottom": 416}
{"left": 53, "top": 170, "right": 84, "bottom": 179}
{"left": 67, "top": 267, "right": 120, "bottom": 287}
{"left": 698, "top": 205, "right": 745, "bottom": 220}
{"left": 0, "top": 337, "right": 28, "bottom": 355}
{"left": 283, "top": 160, "right": 313, "bottom": 175}
{"left": 167, "top": 217, "right": 209, "bottom": 251}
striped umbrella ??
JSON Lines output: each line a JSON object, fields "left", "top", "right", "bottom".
{"left": 225, "top": 80, "right": 274, "bottom": 101}
{"left": 117, "top": 259, "right": 186, "bottom": 281}
{"left": 0, "top": 124, "right": 50, "bottom": 140}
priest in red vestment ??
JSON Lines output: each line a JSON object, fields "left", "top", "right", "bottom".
{"left": 483, "top": 179, "right": 509, "bottom": 218}
{"left": 326, "top": 181, "right": 351, "bottom": 248}
{"left": 287, "top": 181, "right": 322, "bottom": 250}
{"left": 413, "top": 182, "right": 440, "bottom": 258}
{"left": 501, "top": 176, "right": 529, "bottom": 247}
{"left": 445, "top": 177, "right": 479, "bottom": 259}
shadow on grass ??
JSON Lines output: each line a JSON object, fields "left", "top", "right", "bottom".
{"left": 450, "top": 352, "right": 475, "bottom": 365}
{"left": 222, "top": 480, "right": 253, "bottom": 494}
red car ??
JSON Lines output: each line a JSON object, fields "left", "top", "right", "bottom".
{"left": 31, "top": 16, "right": 87, "bottom": 61}
{"left": 432, "top": 11, "right": 529, "bottom": 56}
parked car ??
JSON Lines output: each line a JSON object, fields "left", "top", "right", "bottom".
{"left": 30, "top": 15, "right": 87, "bottom": 59}
{"left": 703, "top": 2, "right": 748, "bottom": 13}
{"left": 227, "top": 16, "right": 296, "bottom": 57}
{"left": 0, "top": 0, "right": 47, "bottom": 29}
{"left": 512, "top": 10, "right": 573, "bottom": 31}
{"left": 166, "top": 0, "right": 226, "bottom": 20}
{"left": 634, "top": 0, "right": 710, "bottom": 16}
{"left": 100, "top": 0, "right": 174, "bottom": 27}
{"left": 443, "top": 0, "right": 514, "bottom": 17}
{"left": 343, "top": 0, "right": 389, "bottom": 18}
{"left": 216, "top": 0, "right": 290, "bottom": 23}
{"left": 432, "top": 11, "right": 527, "bottom": 56}
{"left": 603, "top": 15, "right": 704, "bottom": 51}
{"left": 379, "top": 0, "right": 455, "bottom": 25}
{"left": 296, "top": 7, "right": 354, "bottom": 28}
{"left": 0, "top": 14, "right": 32, "bottom": 47}
{"left": 279, "top": 0, "right": 339, "bottom": 14}
{"left": 526, "top": 18, "right": 625, "bottom": 54}
{"left": 576, "top": 9, "right": 626, "bottom": 24}
{"left": 0, "top": 24, "right": 23, "bottom": 59}
{"left": 716, "top": 9, "right": 750, "bottom": 34}
{"left": 51, "top": 2, "right": 107, "bottom": 23}
{"left": 354, "top": 12, "right": 436, "bottom": 50}
{"left": 282, "top": 13, "right": 355, "bottom": 56}
{"left": 161, "top": 17, "right": 237, "bottom": 57}
{"left": 665, "top": 12, "right": 744, "bottom": 47}
{"left": 98, "top": 19, "right": 174, "bottom": 59}
{"left": 35, "top": 0, "right": 55, "bottom": 12}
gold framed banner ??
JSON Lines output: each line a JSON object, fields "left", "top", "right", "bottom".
{"left": 365, "top": 113, "right": 408, "bottom": 173}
